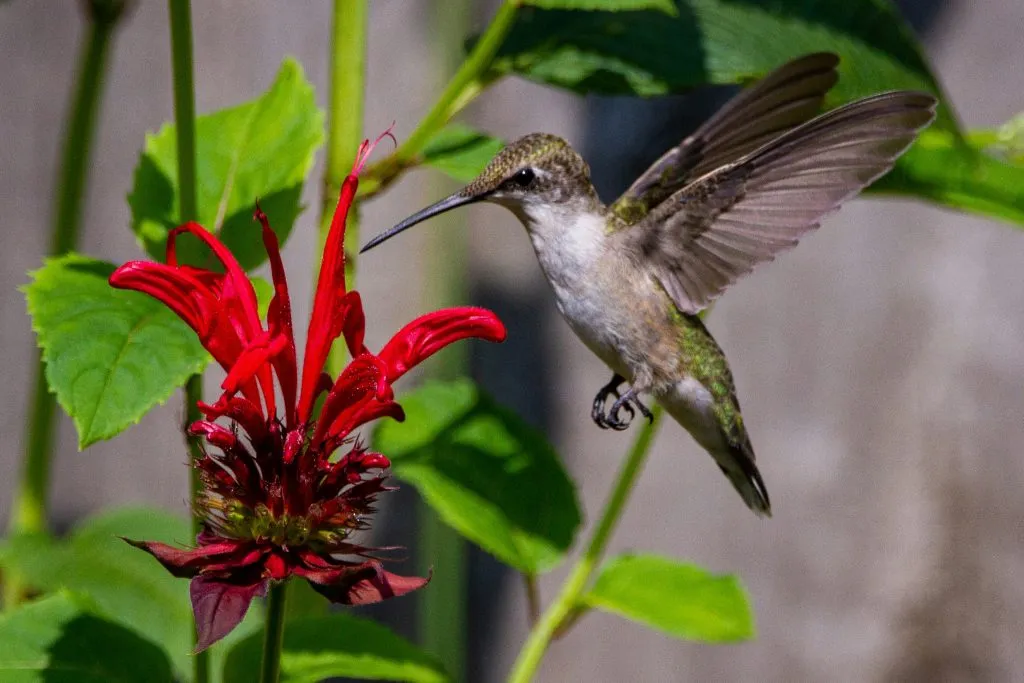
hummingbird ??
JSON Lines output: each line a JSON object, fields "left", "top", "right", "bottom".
{"left": 361, "top": 53, "right": 937, "bottom": 517}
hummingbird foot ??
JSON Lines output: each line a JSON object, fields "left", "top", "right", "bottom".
{"left": 592, "top": 374, "right": 627, "bottom": 429}
{"left": 606, "top": 388, "right": 654, "bottom": 430}
{"left": 592, "top": 375, "right": 653, "bottom": 430}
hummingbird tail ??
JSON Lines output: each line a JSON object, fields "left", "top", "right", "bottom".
{"left": 717, "top": 451, "right": 772, "bottom": 518}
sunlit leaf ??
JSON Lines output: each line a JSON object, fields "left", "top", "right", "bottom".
{"left": 23, "top": 254, "right": 208, "bottom": 447}
{"left": 870, "top": 127, "right": 1024, "bottom": 227}
{"left": 129, "top": 57, "right": 323, "bottom": 270}
{"left": 583, "top": 553, "right": 754, "bottom": 642}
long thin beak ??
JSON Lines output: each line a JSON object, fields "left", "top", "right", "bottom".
{"left": 360, "top": 191, "right": 483, "bottom": 253}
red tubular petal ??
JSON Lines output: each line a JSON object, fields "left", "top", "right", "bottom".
{"left": 255, "top": 206, "right": 299, "bottom": 425}
{"left": 196, "top": 395, "right": 268, "bottom": 443}
{"left": 339, "top": 291, "right": 368, "bottom": 358}
{"left": 377, "top": 307, "right": 507, "bottom": 382}
{"left": 190, "top": 575, "right": 267, "bottom": 652}
{"left": 111, "top": 222, "right": 274, "bottom": 415}
{"left": 313, "top": 355, "right": 390, "bottom": 446}
{"left": 326, "top": 400, "right": 404, "bottom": 442}
{"left": 298, "top": 175, "right": 360, "bottom": 422}
{"left": 167, "top": 223, "right": 262, "bottom": 329}
{"left": 109, "top": 261, "right": 214, "bottom": 339}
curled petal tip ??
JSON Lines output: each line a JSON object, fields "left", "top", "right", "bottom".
{"left": 353, "top": 123, "right": 398, "bottom": 176}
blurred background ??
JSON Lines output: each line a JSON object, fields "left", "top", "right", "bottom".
{"left": 3, "top": 1, "right": 1023, "bottom": 681}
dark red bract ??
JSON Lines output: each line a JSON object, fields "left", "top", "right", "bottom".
{"left": 110, "top": 135, "right": 506, "bottom": 651}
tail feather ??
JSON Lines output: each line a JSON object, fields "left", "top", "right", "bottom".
{"left": 718, "top": 448, "right": 771, "bottom": 517}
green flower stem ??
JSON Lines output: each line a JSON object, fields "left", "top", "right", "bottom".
{"left": 167, "top": 2, "right": 209, "bottom": 681}
{"left": 320, "top": 0, "right": 367, "bottom": 377}
{"left": 5, "top": 0, "right": 126, "bottom": 610}
{"left": 260, "top": 581, "right": 289, "bottom": 683}
{"left": 359, "top": 0, "right": 521, "bottom": 196}
{"left": 507, "top": 406, "right": 664, "bottom": 683}
{"left": 414, "top": 1, "right": 475, "bottom": 678}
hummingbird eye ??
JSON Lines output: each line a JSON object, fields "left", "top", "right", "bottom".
{"left": 509, "top": 167, "right": 536, "bottom": 188}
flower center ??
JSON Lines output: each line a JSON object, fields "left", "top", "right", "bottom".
{"left": 249, "top": 503, "right": 313, "bottom": 546}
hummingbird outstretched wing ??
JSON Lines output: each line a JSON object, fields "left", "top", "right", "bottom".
{"left": 623, "top": 91, "right": 937, "bottom": 314}
{"left": 612, "top": 52, "right": 840, "bottom": 222}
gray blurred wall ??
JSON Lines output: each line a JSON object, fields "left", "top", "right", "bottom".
{"left": 2, "top": 1, "right": 1023, "bottom": 682}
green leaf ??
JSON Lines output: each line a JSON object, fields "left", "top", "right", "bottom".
{"left": 374, "top": 380, "right": 581, "bottom": 574}
{"left": 583, "top": 553, "right": 754, "bottom": 642}
{"left": 870, "top": 128, "right": 1024, "bottom": 227}
{"left": 524, "top": 0, "right": 678, "bottom": 16}
{"left": 23, "top": 254, "right": 209, "bottom": 448}
{"left": 421, "top": 124, "right": 505, "bottom": 182}
{"left": 1, "top": 508, "right": 194, "bottom": 679}
{"left": 129, "top": 57, "right": 324, "bottom": 270}
{"left": 0, "top": 592, "right": 173, "bottom": 683}
{"left": 222, "top": 614, "right": 450, "bottom": 683}
{"left": 491, "top": 1, "right": 949, "bottom": 120}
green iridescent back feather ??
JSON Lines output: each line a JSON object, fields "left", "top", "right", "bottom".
{"left": 669, "top": 302, "right": 748, "bottom": 449}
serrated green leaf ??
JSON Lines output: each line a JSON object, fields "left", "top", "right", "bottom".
{"left": 870, "top": 128, "right": 1024, "bottom": 227}
{"left": 129, "top": 57, "right": 324, "bottom": 270}
{"left": 23, "top": 254, "right": 209, "bottom": 448}
{"left": 374, "top": 380, "right": 580, "bottom": 574}
{"left": 583, "top": 553, "right": 754, "bottom": 642}
{"left": 525, "top": 0, "right": 677, "bottom": 16}
{"left": 421, "top": 124, "right": 505, "bottom": 182}
{"left": 222, "top": 614, "right": 450, "bottom": 683}
{"left": 0, "top": 592, "right": 173, "bottom": 683}
{"left": 1, "top": 508, "right": 194, "bottom": 679}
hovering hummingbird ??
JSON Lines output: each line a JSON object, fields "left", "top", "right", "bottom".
{"left": 361, "top": 53, "right": 937, "bottom": 517}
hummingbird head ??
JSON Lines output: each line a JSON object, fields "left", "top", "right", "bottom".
{"left": 361, "top": 133, "right": 599, "bottom": 253}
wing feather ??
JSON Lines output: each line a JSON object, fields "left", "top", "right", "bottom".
{"left": 613, "top": 53, "right": 840, "bottom": 221}
{"left": 627, "top": 91, "right": 937, "bottom": 314}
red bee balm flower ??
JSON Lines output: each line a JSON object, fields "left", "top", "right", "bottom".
{"left": 109, "top": 134, "right": 506, "bottom": 651}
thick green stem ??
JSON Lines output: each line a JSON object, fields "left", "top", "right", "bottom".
{"left": 168, "top": 0, "right": 198, "bottom": 223}
{"left": 167, "top": 2, "right": 209, "bottom": 680}
{"left": 360, "top": 0, "right": 521, "bottom": 196}
{"left": 507, "top": 406, "right": 664, "bottom": 683}
{"left": 6, "top": 0, "right": 125, "bottom": 610}
{"left": 319, "top": 0, "right": 367, "bottom": 376}
{"left": 259, "top": 581, "right": 289, "bottom": 683}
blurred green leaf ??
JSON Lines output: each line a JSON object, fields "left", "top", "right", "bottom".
{"left": 870, "top": 128, "right": 1024, "bottom": 227}
{"left": 222, "top": 613, "right": 450, "bottom": 683}
{"left": 490, "top": 1, "right": 950, "bottom": 122}
{"left": 0, "top": 590, "right": 173, "bottom": 682}
{"left": 2, "top": 509, "right": 193, "bottom": 678}
{"left": 421, "top": 124, "right": 505, "bottom": 182}
{"left": 374, "top": 380, "right": 581, "bottom": 574}
{"left": 525, "top": 0, "right": 678, "bottom": 15}
{"left": 583, "top": 553, "right": 754, "bottom": 642}
{"left": 23, "top": 254, "right": 209, "bottom": 448}
{"left": 129, "top": 57, "right": 323, "bottom": 270}
{"left": 282, "top": 578, "right": 330, "bottom": 622}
